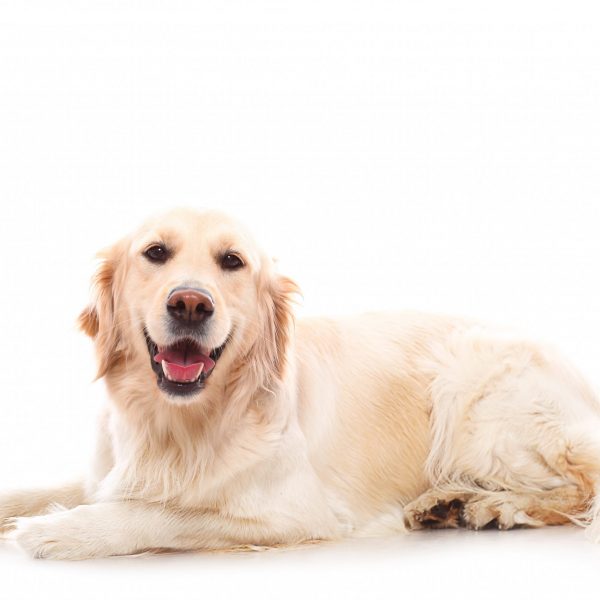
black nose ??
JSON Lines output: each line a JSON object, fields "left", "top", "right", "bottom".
{"left": 167, "top": 287, "right": 215, "bottom": 324}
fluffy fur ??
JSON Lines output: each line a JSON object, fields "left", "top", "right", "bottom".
{"left": 1, "top": 208, "right": 600, "bottom": 560}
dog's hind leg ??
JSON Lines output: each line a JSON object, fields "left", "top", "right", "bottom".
{"left": 412, "top": 330, "right": 600, "bottom": 537}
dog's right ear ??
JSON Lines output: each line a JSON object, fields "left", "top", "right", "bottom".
{"left": 78, "top": 303, "right": 99, "bottom": 338}
{"left": 77, "top": 245, "right": 123, "bottom": 379}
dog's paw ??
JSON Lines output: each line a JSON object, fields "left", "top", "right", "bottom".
{"left": 404, "top": 498, "right": 464, "bottom": 530}
{"left": 0, "top": 516, "right": 18, "bottom": 535}
{"left": 13, "top": 511, "right": 112, "bottom": 560}
{"left": 0, "top": 493, "right": 28, "bottom": 534}
{"left": 404, "top": 490, "right": 471, "bottom": 530}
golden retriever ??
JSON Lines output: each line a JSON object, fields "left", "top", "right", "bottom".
{"left": 1, "top": 208, "right": 600, "bottom": 559}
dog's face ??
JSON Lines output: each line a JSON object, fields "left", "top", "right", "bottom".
{"left": 79, "top": 209, "right": 296, "bottom": 405}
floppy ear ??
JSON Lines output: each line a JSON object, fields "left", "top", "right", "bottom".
{"left": 252, "top": 273, "right": 300, "bottom": 387}
{"left": 270, "top": 275, "right": 300, "bottom": 379}
{"left": 77, "top": 250, "right": 123, "bottom": 379}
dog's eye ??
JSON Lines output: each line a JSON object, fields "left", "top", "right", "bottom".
{"left": 220, "top": 252, "right": 244, "bottom": 271}
{"left": 144, "top": 244, "right": 170, "bottom": 264}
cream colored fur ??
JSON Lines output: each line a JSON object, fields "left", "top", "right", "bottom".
{"left": 2, "top": 208, "right": 600, "bottom": 559}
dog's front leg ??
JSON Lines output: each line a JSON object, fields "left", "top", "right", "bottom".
{"left": 12, "top": 500, "right": 313, "bottom": 560}
{"left": 0, "top": 482, "right": 87, "bottom": 534}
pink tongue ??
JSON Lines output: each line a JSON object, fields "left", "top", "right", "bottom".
{"left": 154, "top": 348, "right": 215, "bottom": 383}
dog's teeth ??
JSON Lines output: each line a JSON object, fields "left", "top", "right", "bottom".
{"left": 161, "top": 360, "right": 173, "bottom": 381}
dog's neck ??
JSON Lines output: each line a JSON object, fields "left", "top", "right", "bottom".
{"left": 98, "top": 359, "right": 296, "bottom": 505}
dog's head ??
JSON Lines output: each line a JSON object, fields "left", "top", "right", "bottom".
{"left": 78, "top": 209, "right": 298, "bottom": 405}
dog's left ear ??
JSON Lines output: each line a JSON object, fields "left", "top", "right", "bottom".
{"left": 270, "top": 274, "right": 300, "bottom": 379}
{"left": 252, "top": 271, "right": 300, "bottom": 387}
{"left": 77, "top": 243, "right": 124, "bottom": 379}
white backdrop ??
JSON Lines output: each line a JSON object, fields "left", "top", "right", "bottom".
{"left": 1, "top": 1, "right": 600, "bottom": 598}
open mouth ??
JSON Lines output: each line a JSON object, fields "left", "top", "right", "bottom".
{"left": 144, "top": 330, "right": 227, "bottom": 397}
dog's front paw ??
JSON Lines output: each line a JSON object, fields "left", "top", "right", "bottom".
{"left": 14, "top": 510, "right": 112, "bottom": 560}
{"left": 0, "top": 492, "right": 29, "bottom": 534}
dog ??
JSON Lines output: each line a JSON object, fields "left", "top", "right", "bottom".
{"left": 1, "top": 207, "right": 600, "bottom": 559}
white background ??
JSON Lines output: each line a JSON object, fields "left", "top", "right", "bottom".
{"left": 1, "top": 1, "right": 600, "bottom": 598}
